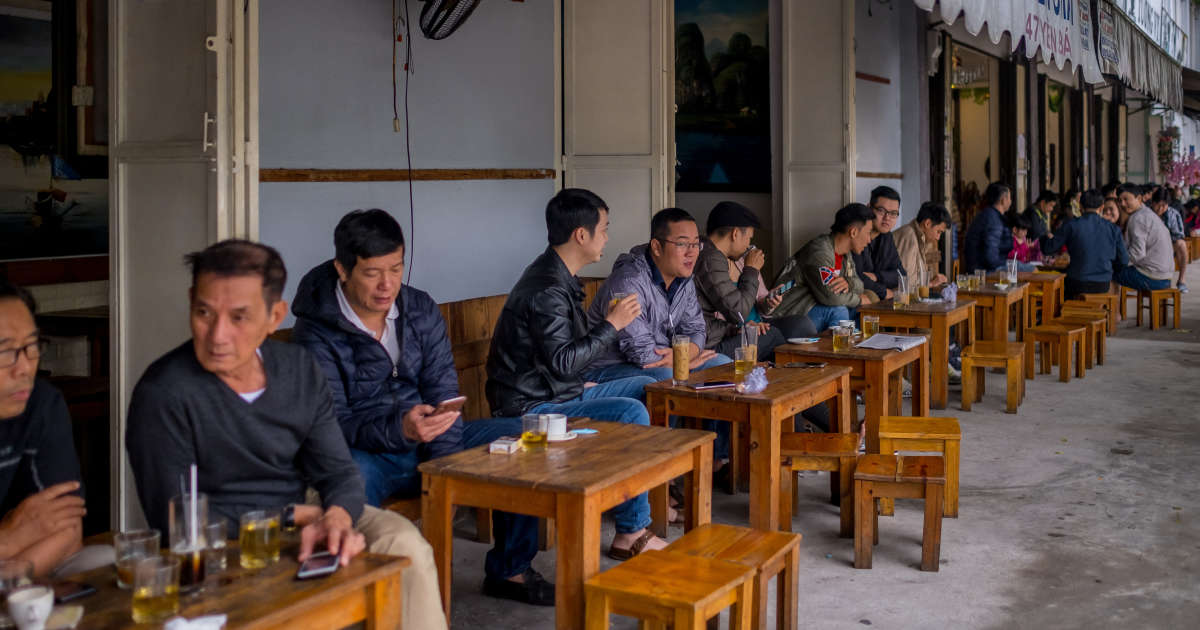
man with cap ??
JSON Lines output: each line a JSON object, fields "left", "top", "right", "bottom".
{"left": 693, "top": 201, "right": 817, "bottom": 361}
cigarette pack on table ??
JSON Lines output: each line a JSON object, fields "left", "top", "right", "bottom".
{"left": 489, "top": 437, "right": 522, "bottom": 454}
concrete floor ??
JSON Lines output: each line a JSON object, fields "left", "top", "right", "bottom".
{"left": 446, "top": 283, "right": 1200, "bottom": 629}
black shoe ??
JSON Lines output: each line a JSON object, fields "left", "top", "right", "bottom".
{"left": 482, "top": 568, "right": 556, "bottom": 606}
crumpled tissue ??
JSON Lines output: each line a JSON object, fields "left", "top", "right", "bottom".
{"left": 941, "top": 283, "right": 958, "bottom": 304}
{"left": 164, "top": 614, "right": 227, "bottom": 630}
{"left": 736, "top": 367, "right": 768, "bottom": 393}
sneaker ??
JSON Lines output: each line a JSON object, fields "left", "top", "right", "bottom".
{"left": 1179, "top": 282, "right": 1189, "bottom": 294}
{"left": 482, "top": 568, "right": 556, "bottom": 606}
{"left": 901, "top": 377, "right": 912, "bottom": 399}
{"left": 947, "top": 363, "right": 962, "bottom": 385}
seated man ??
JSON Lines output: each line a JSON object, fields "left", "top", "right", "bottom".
{"left": 583, "top": 207, "right": 727, "bottom": 381}
{"left": 125, "top": 240, "right": 446, "bottom": 630}
{"left": 1040, "top": 189, "right": 1129, "bottom": 299}
{"left": 853, "top": 186, "right": 903, "bottom": 299}
{"left": 893, "top": 201, "right": 949, "bottom": 286}
{"left": 1154, "top": 190, "right": 1190, "bottom": 293}
{"left": 1115, "top": 183, "right": 1175, "bottom": 292}
{"left": 291, "top": 209, "right": 547, "bottom": 606}
{"left": 964, "top": 182, "right": 1014, "bottom": 273}
{"left": 486, "top": 188, "right": 665, "bottom": 559}
{"left": 771, "top": 203, "right": 878, "bottom": 332}
{"left": 1022, "top": 190, "right": 1057, "bottom": 242}
{"left": 0, "top": 280, "right": 113, "bottom": 579}
{"left": 691, "top": 201, "right": 816, "bottom": 360}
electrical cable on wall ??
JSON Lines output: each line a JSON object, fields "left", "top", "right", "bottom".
{"left": 394, "top": 0, "right": 416, "bottom": 283}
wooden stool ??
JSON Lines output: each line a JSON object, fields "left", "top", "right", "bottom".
{"left": 960, "top": 341, "right": 1025, "bottom": 414}
{"left": 877, "top": 416, "right": 961, "bottom": 518}
{"left": 1079, "top": 292, "right": 1118, "bottom": 334}
{"left": 1024, "top": 323, "right": 1086, "bottom": 382}
{"left": 1062, "top": 300, "right": 1114, "bottom": 337}
{"left": 1135, "top": 287, "right": 1182, "bottom": 330}
{"left": 778, "top": 432, "right": 859, "bottom": 538}
{"left": 1053, "top": 313, "right": 1107, "bottom": 368}
{"left": 585, "top": 550, "right": 754, "bottom": 629}
{"left": 666, "top": 524, "right": 802, "bottom": 630}
{"left": 853, "top": 454, "right": 945, "bottom": 571}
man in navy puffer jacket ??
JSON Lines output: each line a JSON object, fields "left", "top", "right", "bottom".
{"left": 292, "top": 209, "right": 550, "bottom": 606}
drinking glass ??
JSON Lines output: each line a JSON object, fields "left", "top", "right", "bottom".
{"left": 169, "top": 493, "right": 208, "bottom": 591}
{"left": 917, "top": 268, "right": 930, "bottom": 299}
{"left": 671, "top": 335, "right": 691, "bottom": 385}
{"left": 0, "top": 559, "right": 33, "bottom": 598}
{"left": 832, "top": 326, "right": 853, "bottom": 351}
{"left": 733, "top": 347, "right": 752, "bottom": 382}
{"left": 203, "top": 521, "right": 227, "bottom": 575}
{"left": 956, "top": 274, "right": 968, "bottom": 287}
{"left": 741, "top": 325, "right": 759, "bottom": 364}
{"left": 131, "top": 556, "right": 180, "bottom": 624}
{"left": 893, "top": 275, "right": 909, "bottom": 309}
{"left": 114, "top": 530, "right": 160, "bottom": 590}
{"left": 1006, "top": 258, "right": 1019, "bottom": 284}
{"left": 521, "top": 414, "right": 549, "bottom": 451}
{"left": 238, "top": 510, "right": 281, "bottom": 569}
{"left": 973, "top": 269, "right": 987, "bottom": 290}
{"left": 862, "top": 315, "right": 879, "bottom": 339}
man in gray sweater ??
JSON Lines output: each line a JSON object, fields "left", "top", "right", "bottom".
{"left": 1115, "top": 183, "right": 1174, "bottom": 292}
{"left": 126, "top": 240, "right": 447, "bottom": 630}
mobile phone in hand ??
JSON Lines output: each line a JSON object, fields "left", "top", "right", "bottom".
{"left": 432, "top": 396, "right": 467, "bottom": 416}
{"left": 296, "top": 552, "right": 340, "bottom": 580}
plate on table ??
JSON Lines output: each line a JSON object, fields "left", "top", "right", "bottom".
{"left": 787, "top": 337, "right": 820, "bottom": 344}
{"left": 994, "top": 282, "right": 1010, "bottom": 290}
{"left": 547, "top": 431, "right": 579, "bottom": 442}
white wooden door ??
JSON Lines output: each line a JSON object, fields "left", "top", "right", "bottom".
{"left": 109, "top": 0, "right": 256, "bottom": 528}
{"left": 563, "top": 0, "right": 672, "bottom": 276}
{"left": 778, "top": 0, "right": 855, "bottom": 260}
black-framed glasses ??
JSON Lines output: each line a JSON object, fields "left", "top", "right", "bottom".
{"left": 0, "top": 340, "right": 46, "bottom": 369}
{"left": 872, "top": 206, "right": 900, "bottom": 219}
{"left": 660, "top": 239, "right": 704, "bottom": 252}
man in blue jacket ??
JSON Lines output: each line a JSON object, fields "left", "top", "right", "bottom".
{"left": 292, "top": 210, "right": 548, "bottom": 606}
{"left": 1039, "top": 189, "right": 1129, "bottom": 299}
{"left": 964, "top": 181, "right": 1014, "bottom": 273}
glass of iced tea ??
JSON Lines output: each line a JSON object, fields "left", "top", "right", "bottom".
{"left": 733, "top": 347, "right": 752, "bottom": 382}
{"left": 238, "top": 510, "right": 281, "bottom": 569}
{"left": 131, "top": 556, "right": 180, "bottom": 624}
{"left": 168, "top": 493, "right": 208, "bottom": 592}
{"left": 671, "top": 335, "right": 691, "bottom": 385}
{"left": 956, "top": 274, "right": 968, "bottom": 287}
{"left": 114, "top": 529, "right": 160, "bottom": 590}
{"left": 862, "top": 315, "right": 879, "bottom": 339}
{"left": 973, "top": 269, "right": 986, "bottom": 290}
{"left": 833, "top": 326, "right": 853, "bottom": 351}
{"left": 521, "top": 414, "right": 549, "bottom": 451}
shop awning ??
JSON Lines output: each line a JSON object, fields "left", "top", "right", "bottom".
{"left": 914, "top": 0, "right": 1104, "bottom": 85}
{"left": 1098, "top": 2, "right": 1183, "bottom": 112}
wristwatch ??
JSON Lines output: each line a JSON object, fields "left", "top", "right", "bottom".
{"left": 283, "top": 504, "right": 296, "bottom": 531}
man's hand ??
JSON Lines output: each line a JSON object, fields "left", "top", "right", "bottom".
{"left": 751, "top": 321, "right": 771, "bottom": 332}
{"left": 0, "top": 482, "right": 85, "bottom": 543}
{"left": 862, "top": 272, "right": 878, "bottom": 281}
{"left": 860, "top": 291, "right": 877, "bottom": 305}
{"left": 688, "top": 349, "right": 717, "bottom": 369}
{"left": 401, "top": 404, "right": 459, "bottom": 443}
{"left": 760, "top": 292, "right": 783, "bottom": 313}
{"left": 933, "top": 273, "right": 948, "bottom": 285}
{"left": 744, "top": 248, "right": 766, "bottom": 271}
{"left": 884, "top": 288, "right": 894, "bottom": 299}
{"left": 828, "top": 277, "right": 850, "bottom": 294}
{"left": 298, "top": 506, "right": 365, "bottom": 567}
{"left": 605, "top": 294, "right": 641, "bottom": 331}
{"left": 643, "top": 347, "right": 672, "bottom": 369}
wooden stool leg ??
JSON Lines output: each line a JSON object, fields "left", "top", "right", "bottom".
{"left": 779, "top": 547, "right": 800, "bottom": 630}
{"left": 877, "top": 439, "right": 895, "bottom": 517}
{"left": 1173, "top": 295, "right": 1181, "bottom": 330}
{"left": 1057, "top": 339, "right": 1070, "bottom": 382}
{"left": 839, "top": 456, "right": 855, "bottom": 538}
{"left": 1097, "top": 328, "right": 1106, "bottom": 366}
{"left": 752, "top": 573, "right": 768, "bottom": 630}
{"left": 674, "top": 607, "right": 704, "bottom": 630}
{"left": 731, "top": 580, "right": 753, "bottom": 630}
{"left": 854, "top": 480, "right": 873, "bottom": 569}
{"left": 585, "top": 590, "right": 610, "bottom": 630}
{"left": 1082, "top": 328, "right": 1094, "bottom": 369}
{"left": 921, "top": 482, "right": 944, "bottom": 572}
{"left": 1151, "top": 296, "right": 1161, "bottom": 330}
{"left": 1137, "top": 293, "right": 1145, "bottom": 327}
{"left": 1005, "top": 356, "right": 1020, "bottom": 414}
{"left": 945, "top": 440, "right": 960, "bottom": 518}
{"left": 779, "top": 465, "right": 794, "bottom": 533}
{"left": 960, "top": 357, "right": 974, "bottom": 411}
{"left": 1024, "top": 337, "right": 1035, "bottom": 379}
{"left": 1040, "top": 341, "right": 1052, "bottom": 375}
{"left": 539, "top": 518, "right": 555, "bottom": 551}
{"left": 975, "top": 366, "right": 986, "bottom": 398}
{"left": 1075, "top": 336, "right": 1086, "bottom": 379}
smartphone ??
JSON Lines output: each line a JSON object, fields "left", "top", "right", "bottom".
{"left": 296, "top": 552, "right": 340, "bottom": 580}
{"left": 53, "top": 581, "right": 97, "bottom": 604}
{"left": 784, "top": 361, "right": 827, "bottom": 369}
{"left": 432, "top": 395, "right": 467, "bottom": 415}
{"left": 692, "top": 380, "right": 735, "bottom": 390}
{"left": 772, "top": 280, "right": 796, "bottom": 298}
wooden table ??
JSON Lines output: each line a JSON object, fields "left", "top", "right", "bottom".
{"left": 419, "top": 420, "right": 714, "bottom": 630}
{"left": 1012, "top": 271, "right": 1065, "bottom": 326}
{"left": 644, "top": 364, "right": 852, "bottom": 532}
{"left": 75, "top": 547, "right": 407, "bottom": 629}
{"left": 959, "top": 282, "right": 1029, "bottom": 343}
{"left": 775, "top": 335, "right": 929, "bottom": 455}
{"left": 857, "top": 300, "right": 975, "bottom": 410}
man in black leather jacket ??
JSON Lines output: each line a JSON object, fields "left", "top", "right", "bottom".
{"left": 486, "top": 188, "right": 671, "bottom": 560}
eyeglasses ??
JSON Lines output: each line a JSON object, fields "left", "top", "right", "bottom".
{"left": 660, "top": 239, "right": 704, "bottom": 252}
{"left": 0, "top": 340, "right": 45, "bottom": 369}
{"left": 873, "top": 207, "right": 900, "bottom": 219}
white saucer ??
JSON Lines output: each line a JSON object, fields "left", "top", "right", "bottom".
{"left": 547, "top": 432, "right": 579, "bottom": 442}
{"left": 787, "top": 337, "right": 820, "bottom": 344}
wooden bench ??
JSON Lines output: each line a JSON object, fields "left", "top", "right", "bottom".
{"left": 960, "top": 341, "right": 1025, "bottom": 414}
{"left": 854, "top": 454, "right": 945, "bottom": 572}
{"left": 665, "top": 523, "right": 802, "bottom": 630}
{"left": 777, "top": 432, "right": 859, "bottom": 538}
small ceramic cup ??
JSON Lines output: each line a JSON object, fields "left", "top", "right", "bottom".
{"left": 6, "top": 585, "right": 54, "bottom": 630}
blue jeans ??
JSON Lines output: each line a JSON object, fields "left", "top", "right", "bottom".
{"left": 351, "top": 417, "right": 538, "bottom": 579}
{"left": 807, "top": 304, "right": 852, "bottom": 332}
{"left": 583, "top": 355, "right": 734, "bottom": 459}
{"left": 1116, "top": 266, "right": 1171, "bottom": 291}
{"left": 530, "top": 375, "right": 655, "bottom": 533}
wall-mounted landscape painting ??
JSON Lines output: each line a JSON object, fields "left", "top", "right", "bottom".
{"left": 675, "top": 0, "right": 770, "bottom": 193}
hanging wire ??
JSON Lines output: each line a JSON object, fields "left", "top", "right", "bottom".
{"left": 393, "top": 0, "right": 416, "bottom": 283}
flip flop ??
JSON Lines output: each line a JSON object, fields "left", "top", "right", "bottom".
{"left": 607, "top": 530, "right": 658, "bottom": 561}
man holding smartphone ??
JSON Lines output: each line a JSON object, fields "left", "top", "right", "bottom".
{"left": 292, "top": 210, "right": 548, "bottom": 607}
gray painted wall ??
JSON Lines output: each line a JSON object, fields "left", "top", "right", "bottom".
{"left": 258, "top": 0, "right": 556, "bottom": 320}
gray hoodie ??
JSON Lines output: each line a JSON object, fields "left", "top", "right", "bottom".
{"left": 586, "top": 244, "right": 707, "bottom": 368}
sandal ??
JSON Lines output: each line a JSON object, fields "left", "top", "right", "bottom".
{"left": 607, "top": 530, "right": 657, "bottom": 561}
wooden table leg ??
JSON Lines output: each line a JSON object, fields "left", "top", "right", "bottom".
{"left": 367, "top": 573, "right": 403, "bottom": 630}
{"left": 930, "top": 320, "right": 950, "bottom": 409}
{"left": 683, "top": 441, "right": 713, "bottom": 532}
{"left": 991, "top": 297, "right": 1008, "bottom": 342}
{"left": 748, "top": 407, "right": 781, "bottom": 531}
{"left": 913, "top": 342, "right": 930, "bottom": 416}
{"left": 556, "top": 494, "right": 600, "bottom": 630}
{"left": 422, "top": 475, "right": 455, "bottom": 619}
{"left": 830, "top": 372, "right": 852, "bottom": 505}
{"left": 863, "top": 362, "right": 887, "bottom": 455}
{"left": 647, "top": 391, "right": 668, "bottom": 427}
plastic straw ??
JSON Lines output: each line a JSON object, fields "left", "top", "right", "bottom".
{"left": 189, "top": 464, "right": 198, "bottom": 548}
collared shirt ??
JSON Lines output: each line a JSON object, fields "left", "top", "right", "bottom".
{"left": 335, "top": 282, "right": 400, "bottom": 366}
{"left": 645, "top": 247, "right": 685, "bottom": 303}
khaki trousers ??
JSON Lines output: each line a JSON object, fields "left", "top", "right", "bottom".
{"left": 357, "top": 506, "right": 448, "bottom": 630}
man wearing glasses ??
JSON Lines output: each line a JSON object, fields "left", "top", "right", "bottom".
{"left": 0, "top": 280, "right": 113, "bottom": 578}
{"left": 853, "top": 186, "right": 905, "bottom": 300}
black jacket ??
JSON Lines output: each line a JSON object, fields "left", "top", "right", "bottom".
{"left": 964, "top": 206, "right": 1012, "bottom": 273}
{"left": 852, "top": 231, "right": 902, "bottom": 297}
{"left": 486, "top": 247, "right": 618, "bottom": 417}
{"left": 291, "top": 260, "right": 462, "bottom": 458}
